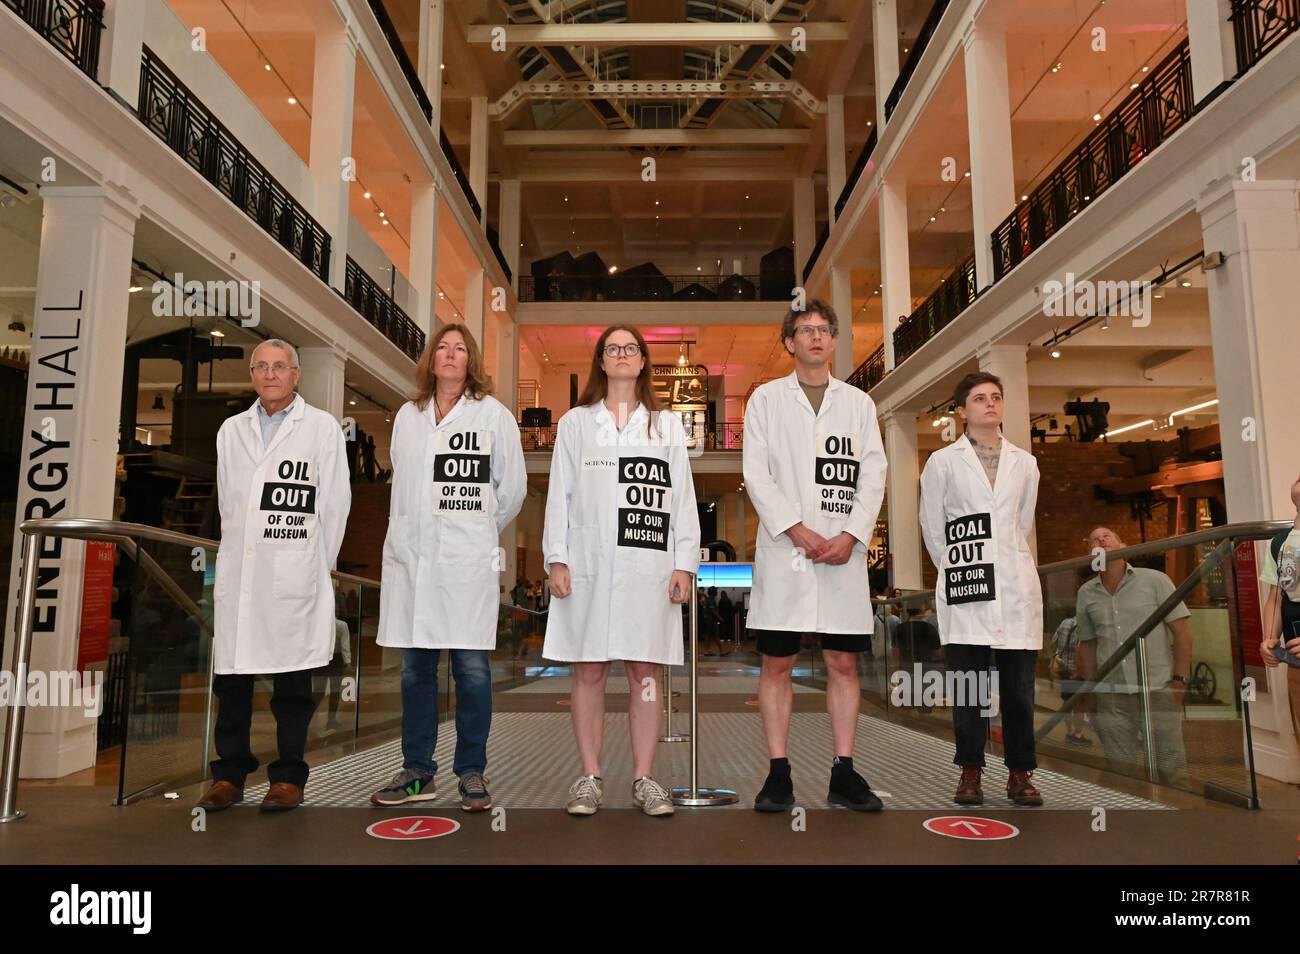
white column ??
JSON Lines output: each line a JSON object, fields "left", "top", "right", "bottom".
{"left": 98, "top": 0, "right": 145, "bottom": 103}
{"left": 463, "top": 267, "right": 486, "bottom": 346}
{"left": 308, "top": 24, "right": 358, "bottom": 291}
{"left": 963, "top": 22, "right": 1016, "bottom": 291}
{"left": 831, "top": 264, "right": 854, "bottom": 378}
{"left": 417, "top": 0, "right": 446, "bottom": 129}
{"left": 826, "top": 94, "right": 846, "bottom": 224}
{"left": 1186, "top": 0, "right": 1237, "bottom": 104}
{"left": 878, "top": 173, "right": 911, "bottom": 370}
{"left": 977, "top": 343, "right": 1031, "bottom": 452}
{"left": 881, "top": 411, "right": 921, "bottom": 590}
{"left": 871, "top": 0, "right": 901, "bottom": 129}
{"left": 500, "top": 179, "right": 522, "bottom": 292}
{"left": 4, "top": 186, "right": 138, "bottom": 778}
{"left": 1198, "top": 179, "right": 1300, "bottom": 784}
{"left": 495, "top": 310, "right": 520, "bottom": 595}
{"left": 793, "top": 177, "right": 816, "bottom": 288}
{"left": 470, "top": 96, "right": 489, "bottom": 219}
{"left": 298, "top": 346, "right": 347, "bottom": 422}
{"left": 410, "top": 181, "right": 441, "bottom": 334}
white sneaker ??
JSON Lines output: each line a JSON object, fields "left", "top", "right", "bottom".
{"left": 565, "top": 774, "right": 603, "bottom": 815}
{"left": 633, "top": 776, "right": 675, "bottom": 817}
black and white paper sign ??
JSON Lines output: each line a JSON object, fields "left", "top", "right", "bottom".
{"left": 433, "top": 429, "right": 493, "bottom": 516}
{"left": 943, "top": 512, "right": 996, "bottom": 604}
{"left": 260, "top": 458, "right": 317, "bottom": 544}
{"left": 815, "top": 434, "right": 859, "bottom": 518}
{"left": 617, "top": 455, "right": 672, "bottom": 551}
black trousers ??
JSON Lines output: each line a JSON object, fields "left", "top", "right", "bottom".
{"left": 210, "top": 670, "right": 318, "bottom": 788}
{"left": 944, "top": 644, "right": 1038, "bottom": 772}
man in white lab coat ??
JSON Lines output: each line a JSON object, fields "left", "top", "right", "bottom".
{"left": 196, "top": 339, "right": 351, "bottom": 813}
{"left": 743, "top": 300, "right": 888, "bottom": 812}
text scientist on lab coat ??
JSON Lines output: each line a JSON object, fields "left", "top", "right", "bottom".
{"left": 198, "top": 339, "right": 351, "bottom": 813}
{"left": 919, "top": 371, "right": 1045, "bottom": 807}
{"left": 542, "top": 325, "right": 701, "bottom": 818}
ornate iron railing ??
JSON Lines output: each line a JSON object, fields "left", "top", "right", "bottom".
{"left": 520, "top": 273, "right": 775, "bottom": 302}
{"left": 847, "top": 344, "right": 886, "bottom": 394}
{"left": 1230, "top": 0, "right": 1299, "bottom": 75}
{"left": 440, "top": 128, "right": 482, "bottom": 223}
{"left": 802, "top": 223, "right": 830, "bottom": 282}
{"left": 137, "top": 48, "right": 331, "bottom": 283}
{"left": 3, "top": 0, "right": 104, "bottom": 78}
{"left": 366, "top": 0, "right": 434, "bottom": 122}
{"left": 344, "top": 256, "right": 425, "bottom": 361}
{"left": 882, "top": 0, "right": 951, "bottom": 121}
{"left": 991, "top": 41, "right": 1194, "bottom": 282}
{"left": 893, "top": 254, "right": 977, "bottom": 364}
{"left": 835, "top": 128, "right": 878, "bottom": 221}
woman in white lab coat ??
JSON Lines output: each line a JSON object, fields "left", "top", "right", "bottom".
{"left": 919, "top": 371, "right": 1044, "bottom": 807}
{"left": 371, "top": 323, "right": 525, "bottom": 811}
{"left": 543, "top": 324, "right": 701, "bottom": 818}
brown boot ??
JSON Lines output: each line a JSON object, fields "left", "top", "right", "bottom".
{"left": 953, "top": 766, "right": 983, "bottom": 805}
{"left": 260, "top": 782, "right": 304, "bottom": 812}
{"left": 1007, "top": 770, "right": 1043, "bottom": 806}
{"left": 196, "top": 780, "right": 243, "bottom": 811}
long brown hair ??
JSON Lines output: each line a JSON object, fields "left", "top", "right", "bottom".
{"left": 414, "top": 323, "right": 493, "bottom": 411}
{"left": 575, "top": 324, "right": 661, "bottom": 436}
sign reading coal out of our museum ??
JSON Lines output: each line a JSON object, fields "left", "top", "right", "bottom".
{"left": 433, "top": 430, "right": 493, "bottom": 516}
{"left": 944, "top": 513, "right": 996, "bottom": 604}
{"left": 815, "top": 435, "right": 859, "bottom": 517}
{"left": 259, "top": 459, "right": 317, "bottom": 542}
{"left": 617, "top": 455, "right": 672, "bottom": 551}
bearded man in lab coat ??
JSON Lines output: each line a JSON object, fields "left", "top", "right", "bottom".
{"left": 196, "top": 339, "right": 351, "bottom": 813}
{"left": 743, "top": 300, "right": 888, "bottom": 813}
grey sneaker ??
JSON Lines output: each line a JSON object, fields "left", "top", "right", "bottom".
{"left": 632, "top": 776, "right": 675, "bottom": 817}
{"left": 370, "top": 768, "right": 436, "bottom": 806}
{"left": 458, "top": 772, "right": 492, "bottom": 812}
{"left": 565, "top": 774, "right": 603, "bottom": 816}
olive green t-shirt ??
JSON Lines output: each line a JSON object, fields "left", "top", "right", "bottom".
{"left": 799, "top": 380, "right": 828, "bottom": 416}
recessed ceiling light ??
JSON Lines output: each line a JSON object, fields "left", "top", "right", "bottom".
{"left": 287, "top": 96, "right": 297, "bottom": 104}
{"left": 1092, "top": 112, "right": 1102, "bottom": 121}
{"left": 1021, "top": 194, "right": 1028, "bottom": 201}
{"left": 1141, "top": 65, "right": 1149, "bottom": 72}
{"left": 209, "top": 328, "right": 225, "bottom": 338}
{"left": 1180, "top": 279, "right": 1191, "bottom": 287}
{"left": 264, "top": 63, "right": 272, "bottom": 72}
{"left": 929, "top": 216, "right": 936, "bottom": 222}
{"left": 1050, "top": 347, "right": 1062, "bottom": 358}
{"left": 1130, "top": 82, "right": 1139, "bottom": 89}
{"left": 964, "top": 171, "right": 970, "bottom": 178}
{"left": 349, "top": 399, "right": 357, "bottom": 406}
{"left": 129, "top": 285, "right": 143, "bottom": 293}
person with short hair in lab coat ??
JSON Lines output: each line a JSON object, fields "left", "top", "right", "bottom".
{"left": 920, "top": 371, "right": 1045, "bottom": 806}
{"left": 743, "top": 300, "right": 888, "bottom": 813}
{"left": 197, "top": 339, "right": 351, "bottom": 813}
{"left": 370, "top": 323, "right": 525, "bottom": 811}
{"left": 542, "top": 325, "right": 701, "bottom": 817}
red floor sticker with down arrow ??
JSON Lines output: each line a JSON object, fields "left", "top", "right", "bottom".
{"left": 366, "top": 816, "right": 461, "bottom": 841}
{"left": 923, "top": 816, "right": 1019, "bottom": 841}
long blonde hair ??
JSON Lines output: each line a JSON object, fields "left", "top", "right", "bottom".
{"left": 414, "top": 323, "right": 493, "bottom": 410}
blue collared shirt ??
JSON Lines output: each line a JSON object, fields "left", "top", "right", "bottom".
{"left": 256, "top": 395, "right": 296, "bottom": 448}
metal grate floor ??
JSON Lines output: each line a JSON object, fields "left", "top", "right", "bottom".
{"left": 244, "top": 711, "right": 1172, "bottom": 812}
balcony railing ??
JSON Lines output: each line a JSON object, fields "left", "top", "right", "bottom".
{"left": 835, "top": 128, "right": 878, "bottom": 222}
{"left": 520, "top": 272, "right": 780, "bottom": 302}
{"left": 486, "top": 224, "right": 513, "bottom": 284}
{"left": 847, "top": 344, "right": 886, "bottom": 394}
{"left": 882, "top": 0, "right": 951, "bottom": 122}
{"left": 137, "top": 48, "right": 331, "bottom": 284}
{"left": 991, "top": 41, "right": 1193, "bottom": 282}
{"left": 440, "top": 128, "right": 482, "bottom": 223}
{"left": 366, "top": 0, "right": 434, "bottom": 122}
{"left": 3, "top": 0, "right": 104, "bottom": 79}
{"left": 893, "top": 253, "right": 977, "bottom": 365}
{"left": 522, "top": 422, "right": 744, "bottom": 451}
{"left": 343, "top": 256, "right": 425, "bottom": 361}
{"left": 803, "top": 223, "right": 830, "bottom": 283}
{"left": 1230, "top": 0, "right": 1300, "bottom": 75}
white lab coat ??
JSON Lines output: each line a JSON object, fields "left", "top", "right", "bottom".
{"left": 541, "top": 402, "right": 701, "bottom": 664}
{"left": 378, "top": 393, "right": 526, "bottom": 649}
{"left": 213, "top": 396, "right": 350, "bottom": 674}
{"left": 919, "top": 433, "right": 1043, "bottom": 649}
{"left": 742, "top": 372, "right": 887, "bottom": 633}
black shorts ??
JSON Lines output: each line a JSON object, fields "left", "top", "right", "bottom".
{"left": 753, "top": 630, "right": 870, "bottom": 657}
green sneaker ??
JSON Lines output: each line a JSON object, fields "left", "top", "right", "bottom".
{"left": 370, "top": 768, "right": 437, "bottom": 806}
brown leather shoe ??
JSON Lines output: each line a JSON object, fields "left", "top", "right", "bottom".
{"left": 196, "top": 780, "right": 243, "bottom": 811}
{"left": 260, "top": 782, "right": 304, "bottom": 812}
{"left": 1007, "top": 770, "right": 1043, "bottom": 806}
{"left": 954, "top": 766, "right": 983, "bottom": 805}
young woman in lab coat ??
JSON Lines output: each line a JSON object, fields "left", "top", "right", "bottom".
{"left": 542, "top": 325, "right": 701, "bottom": 817}
{"left": 919, "top": 371, "right": 1044, "bottom": 806}
{"left": 371, "top": 324, "right": 526, "bottom": 811}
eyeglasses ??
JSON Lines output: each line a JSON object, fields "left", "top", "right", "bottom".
{"left": 250, "top": 362, "right": 296, "bottom": 375}
{"left": 793, "top": 325, "right": 833, "bottom": 339}
{"left": 603, "top": 343, "right": 641, "bottom": 358}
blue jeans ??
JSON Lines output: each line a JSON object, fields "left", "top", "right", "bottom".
{"left": 400, "top": 648, "right": 492, "bottom": 777}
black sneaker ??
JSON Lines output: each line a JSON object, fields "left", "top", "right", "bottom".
{"left": 828, "top": 765, "right": 883, "bottom": 812}
{"left": 754, "top": 769, "right": 795, "bottom": 812}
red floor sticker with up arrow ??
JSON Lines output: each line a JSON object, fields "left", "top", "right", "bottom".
{"left": 923, "top": 816, "right": 1019, "bottom": 841}
{"left": 366, "top": 816, "right": 461, "bottom": 841}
